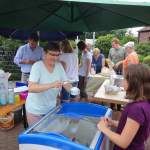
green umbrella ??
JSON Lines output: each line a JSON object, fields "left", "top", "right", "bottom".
{"left": 0, "top": 0, "right": 150, "bottom": 32}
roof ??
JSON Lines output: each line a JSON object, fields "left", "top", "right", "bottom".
{"left": 138, "top": 26, "right": 150, "bottom": 32}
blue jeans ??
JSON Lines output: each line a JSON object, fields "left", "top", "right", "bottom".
{"left": 61, "top": 82, "right": 78, "bottom": 103}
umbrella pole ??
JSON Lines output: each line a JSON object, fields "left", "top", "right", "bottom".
{"left": 93, "top": 32, "right": 95, "bottom": 49}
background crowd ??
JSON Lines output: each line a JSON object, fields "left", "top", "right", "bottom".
{"left": 14, "top": 33, "right": 140, "bottom": 111}
{"left": 12, "top": 33, "right": 150, "bottom": 150}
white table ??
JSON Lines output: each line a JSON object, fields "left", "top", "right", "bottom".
{"left": 93, "top": 79, "right": 130, "bottom": 105}
{"left": 89, "top": 73, "right": 109, "bottom": 79}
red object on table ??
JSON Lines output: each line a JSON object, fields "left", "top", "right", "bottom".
{"left": 19, "top": 92, "right": 28, "bottom": 101}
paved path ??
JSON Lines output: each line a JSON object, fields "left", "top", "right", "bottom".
{"left": 0, "top": 122, "right": 24, "bottom": 150}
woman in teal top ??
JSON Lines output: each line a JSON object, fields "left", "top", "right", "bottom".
{"left": 26, "top": 42, "right": 72, "bottom": 126}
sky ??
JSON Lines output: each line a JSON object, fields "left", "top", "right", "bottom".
{"left": 127, "top": 26, "right": 144, "bottom": 37}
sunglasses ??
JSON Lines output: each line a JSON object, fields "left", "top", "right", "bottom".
{"left": 48, "top": 52, "right": 60, "bottom": 57}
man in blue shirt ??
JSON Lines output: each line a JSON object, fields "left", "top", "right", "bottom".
{"left": 14, "top": 33, "right": 44, "bottom": 83}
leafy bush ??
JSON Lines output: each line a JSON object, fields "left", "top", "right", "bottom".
{"left": 120, "top": 35, "right": 137, "bottom": 45}
{"left": 135, "top": 42, "right": 150, "bottom": 57}
{"left": 138, "top": 55, "right": 145, "bottom": 63}
{"left": 143, "top": 55, "right": 150, "bottom": 67}
{"left": 95, "top": 34, "right": 114, "bottom": 57}
{"left": 0, "top": 36, "right": 23, "bottom": 50}
{"left": 40, "top": 41, "right": 48, "bottom": 49}
{"left": 0, "top": 36, "right": 23, "bottom": 80}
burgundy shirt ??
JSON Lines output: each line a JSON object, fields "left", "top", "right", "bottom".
{"left": 114, "top": 101, "right": 150, "bottom": 150}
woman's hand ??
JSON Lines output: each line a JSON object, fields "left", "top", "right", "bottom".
{"left": 97, "top": 117, "right": 109, "bottom": 131}
{"left": 108, "top": 118, "right": 119, "bottom": 127}
{"left": 51, "top": 81, "right": 63, "bottom": 89}
{"left": 22, "top": 59, "right": 35, "bottom": 64}
{"left": 62, "top": 81, "right": 72, "bottom": 92}
{"left": 28, "top": 81, "right": 63, "bottom": 93}
{"left": 97, "top": 117, "right": 118, "bottom": 130}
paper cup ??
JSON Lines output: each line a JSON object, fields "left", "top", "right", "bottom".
{"left": 70, "top": 87, "right": 80, "bottom": 96}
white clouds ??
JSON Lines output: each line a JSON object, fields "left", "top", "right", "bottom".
{"left": 127, "top": 27, "right": 144, "bottom": 37}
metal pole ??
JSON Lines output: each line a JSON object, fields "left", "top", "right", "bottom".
{"left": 76, "top": 35, "right": 79, "bottom": 54}
{"left": 37, "top": 31, "right": 40, "bottom": 46}
{"left": 93, "top": 32, "right": 95, "bottom": 48}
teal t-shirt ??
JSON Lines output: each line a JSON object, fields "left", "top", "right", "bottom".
{"left": 26, "top": 61, "right": 67, "bottom": 115}
{"left": 108, "top": 47, "right": 125, "bottom": 64}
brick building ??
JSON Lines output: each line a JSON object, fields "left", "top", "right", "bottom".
{"left": 138, "top": 27, "right": 150, "bottom": 43}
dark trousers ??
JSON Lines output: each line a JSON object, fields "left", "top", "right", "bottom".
{"left": 78, "top": 76, "right": 88, "bottom": 99}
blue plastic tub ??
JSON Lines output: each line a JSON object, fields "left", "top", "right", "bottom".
{"left": 19, "top": 102, "right": 112, "bottom": 150}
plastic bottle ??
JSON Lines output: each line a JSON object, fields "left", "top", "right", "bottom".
{"left": 0, "top": 84, "right": 7, "bottom": 105}
{"left": 8, "top": 89, "right": 14, "bottom": 104}
{"left": 8, "top": 81, "right": 14, "bottom": 104}
{"left": 0, "top": 84, "right": 1, "bottom": 105}
{"left": 110, "top": 69, "right": 116, "bottom": 85}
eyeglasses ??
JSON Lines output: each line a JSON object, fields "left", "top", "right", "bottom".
{"left": 48, "top": 52, "right": 60, "bottom": 57}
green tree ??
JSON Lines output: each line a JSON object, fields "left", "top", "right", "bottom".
{"left": 0, "top": 36, "right": 23, "bottom": 80}
{"left": 143, "top": 55, "right": 150, "bottom": 67}
{"left": 40, "top": 41, "right": 48, "bottom": 49}
{"left": 120, "top": 35, "right": 137, "bottom": 45}
{"left": 138, "top": 55, "right": 145, "bottom": 63}
{"left": 84, "top": 29, "right": 127, "bottom": 39}
{"left": 0, "top": 36, "right": 23, "bottom": 50}
{"left": 111, "top": 29, "right": 127, "bottom": 40}
{"left": 95, "top": 34, "right": 114, "bottom": 57}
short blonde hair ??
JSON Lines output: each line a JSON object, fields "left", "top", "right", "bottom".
{"left": 93, "top": 48, "right": 100, "bottom": 55}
